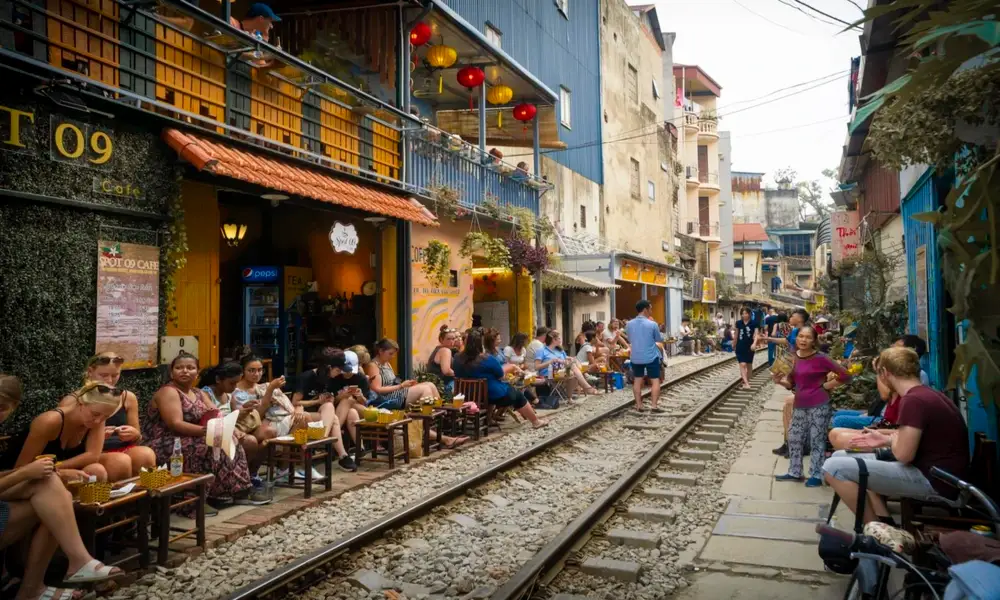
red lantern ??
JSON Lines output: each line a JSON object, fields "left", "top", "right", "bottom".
{"left": 410, "top": 22, "right": 432, "bottom": 46}
{"left": 457, "top": 66, "right": 485, "bottom": 109}
{"left": 513, "top": 103, "right": 537, "bottom": 122}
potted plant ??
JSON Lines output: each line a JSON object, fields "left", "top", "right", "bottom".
{"left": 459, "top": 231, "right": 511, "bottom": 269}
{"left": 421, "top": 240, "right": 451, "bottom": 286}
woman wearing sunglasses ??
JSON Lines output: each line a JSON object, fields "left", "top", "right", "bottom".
{"left": 57, "top": 353, "right": 156, "bottom": 481}
{"left": 14, "top": 381, "right": 123, "bottom": 482}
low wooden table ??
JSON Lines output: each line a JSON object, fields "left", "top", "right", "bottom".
{"left": 406, "top": 409, "right": 445, "bottom": 456}
{"left": 265, "top": 436, "right": 339, "bottom": 498}
{"left": 354, "top": 419, "right": 411, "bottom": 469}
{"left": 437, "top": 404, "right": 468, "bottom": 437}
{"left": 74, "top": 482, "right": 149, "bottom": 569}
{"left": 594, "top": 370, "right": 614, "bottom": 393}
{"left": 146, "top": 472, "right": 215, "bottom": 565}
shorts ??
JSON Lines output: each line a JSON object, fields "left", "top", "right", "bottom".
{"left": 822, "top": 451, "right": 940, "bottom": 500}
{"left": 104, "top": 443, "right": 137, "bottom": 454}
{"left": 735, "top": 348, "right": 754, "bottom": 364}
{"left": 271, "top": 415, "right": 294, "bottom": 437}
{"left": 832, "top": 409, "right": 876, "bottom": 430}
{"left": 632, "top": 361, "right": 662, "bottom": 380}
{"left": 371, "top": 394, "right": 406, "bottom": 410}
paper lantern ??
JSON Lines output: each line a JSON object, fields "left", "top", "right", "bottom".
{"left": 425, "top": 44, "right": 457, "bottom": 68}
{"left": 410, "top": 22, "right": 432, "bottom": 46}
{"left": 457, "top": 66, "right": 485, "bottom": 109}
{"left": 487, "top": 84, "right": 514, "bottom": 127}
{"left": 513, "top": 103, "right": 537, "bottom": 122}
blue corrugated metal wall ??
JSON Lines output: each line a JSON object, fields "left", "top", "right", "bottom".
{"left": 901, "top": 172, "right": 946, "bottom": 388}
{"left": 442, "top": 0, "right": 603, "bottom": 184}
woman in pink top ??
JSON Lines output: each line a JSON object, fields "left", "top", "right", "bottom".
{"left": 773, "top": 326, "right": 850, "bottom": 486}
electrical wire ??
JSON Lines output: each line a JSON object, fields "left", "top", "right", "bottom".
{"left": 721, "top": 70, "right": 847, "bottom": 107}
{"left": 775, "top": 0, "right": 844, "bottom": 28}
{"left": 730, "top": 114, "right": 849, "bottom": 139}
{"left": 789, "top": 0, "right": 863, "bottom": 30}
{"left": 731, "top": 0, "right": 803, "bottom": 35}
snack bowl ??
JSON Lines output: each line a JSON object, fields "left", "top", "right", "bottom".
{"left": 78, "top": 481, "right": 112, "bottom": 504}
{"left": 293, "top": 428, "right": 310, "bottom": 445}
{"left": 140, "top": 468, "right": 174, "bottom": 490}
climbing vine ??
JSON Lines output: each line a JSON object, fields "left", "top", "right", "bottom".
{"left": 421, "top": 239, "right": 452, "bottom": 286}
{"left": 162, "top": 171, "right": 189, "bottom": 327}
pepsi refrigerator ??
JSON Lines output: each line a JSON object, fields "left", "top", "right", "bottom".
{"left": 241, "top": 265, "right": 284, "bottom": 374}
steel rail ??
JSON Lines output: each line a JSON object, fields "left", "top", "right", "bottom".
{"left": 224, "top": 355, "right": 743, "bottom": 600}
{"left": 490, "top": 358, "right": 770, "bottom": 600}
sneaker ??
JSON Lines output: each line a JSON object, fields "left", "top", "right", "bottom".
{"left": 273, "top": 468, "right": 290, "bottom": 482}
{"left": 775, "top": 473, "right": 805, "bottom": 482}
{"left": 805, "top": 477, "right": 823, "bottom": 488}
{"left": 338, "top": 454, "right": 357, "bottom": 472}
{"left": 772, "top": 442, "right": 789, "bottom": 457}
{"left": 294, "top": 467, "right": 327, "bottom": 481}
{"left": 235, "top": 487, "right": 272, "bottom": 506}
{"left": 250, "top": 475, "right": 263, "bottom": 488}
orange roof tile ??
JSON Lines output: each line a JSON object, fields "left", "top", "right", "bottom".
{"left": 163, "top": 129, "right": 437, "bottom": 227}
{"left": 733, "top": 223, "right": 769, "bottom": 243}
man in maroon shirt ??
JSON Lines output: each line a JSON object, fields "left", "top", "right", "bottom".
{"left": 822, "top": 346, "right": 969, "bottom": 524}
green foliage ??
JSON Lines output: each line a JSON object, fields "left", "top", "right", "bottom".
{"left": 163, "top": 172, "right": 188, "bottom": 327}
{"left": 426, "top": 184, "right": 462, "bottom": 222}
{"left": 839, "top": 300, "right": 908, "bottom": 358}
{"left": 856, "top": 0, "right": 1000, "bottom": 400}
{"left": 459, "top": 232, "right": 511, "bottom": 269}
{"left": 421, "top": 239, "right": 452, "bottom": 286}
{"left": 830, "top": 368, "right": 878, "bottom": 411}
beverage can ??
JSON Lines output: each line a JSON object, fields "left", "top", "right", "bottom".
{"left": 971, "top": 525, "right": 995, "bottom": 538}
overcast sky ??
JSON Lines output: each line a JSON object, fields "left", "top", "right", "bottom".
{"left": 655, "top": 0, "right": 862, "bottom": 187}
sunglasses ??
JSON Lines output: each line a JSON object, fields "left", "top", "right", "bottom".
{"left": 94, "top": 384, "right": 121, "bottom": 395}
{"left": 89, "top": 356, "right": 125, "bottom": 367}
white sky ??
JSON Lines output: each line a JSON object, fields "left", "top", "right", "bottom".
{"left": 655, "top": 0, "right": 861, "bottom": 187}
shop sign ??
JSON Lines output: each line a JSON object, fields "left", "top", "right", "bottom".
{"left": 914, "top": 246, "right": 928, "bottom": 342}
{"left": 639, "top": 265, "right": 656, "bottom": 284}
{"left": 654, "top": 268, "right": 668, "bottom": 286}
{"left": 93, "top": 176, "right": 143, "bottom": 199}
{"left": 0, "top": 105, "right": 115, "bottom": 169}
{"left": 702, "top": 277, "right": 718, "bottom": 304}
{"left": 619, "top": 259, "right": 640, "bottom": 282}
{"left": 242, "top": 266, "right": 279, "bottom": 283}
{"left": 831, "top": 210, "right": 861, "bottom": 267}
{"left": 330, "top": 221, "right": 359, "bottom": 254}
{"left": 96, "top": 241, "right": 159, "bottom": 369}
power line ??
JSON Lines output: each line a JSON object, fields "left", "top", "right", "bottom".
{"left": 775, "top": 0, "right": 843, "bottom": 28}
{"left": 730, "top": 0, "right": 803, "bottom": 35}
{"left": 721, "top": 70, "right": 847, "bottom": 107}
{"left": 789, "top": 0, "right": 863, "bottom": 29}
{"left": 730, "top": 114, "right": 849, "bottom": 139}
{"left": 842, "top": 0, "right": 865, "bottom": 13}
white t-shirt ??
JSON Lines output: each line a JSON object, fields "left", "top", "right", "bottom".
{"left": 526, "top": 339, "right": 545, "bottom": 364}
{"left": 504, "top": 346, "right": 526, "bottom": 365}
{"left": 576, "top": 343, "right": 594, "bottom": 363}
{"left": 602, "top": 329, "right": 616, "bottom": 342}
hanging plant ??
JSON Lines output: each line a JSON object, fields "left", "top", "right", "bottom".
{"left": 162, "top": 172, "right": 189, "bottom": 327}
{"left": 421, "top": 239, "right": 452, "bottom": 286}
{"left": 479, "top": 193, "right": 504, "bottom": 221}
{"left": 426, "top": 184, "right": 462, "bottom": 221}
{"left": 459, "top": 231, "right": 511, "bottom": 269}
{"left": 505, "top": 234, "right": 550, "bottom": 276}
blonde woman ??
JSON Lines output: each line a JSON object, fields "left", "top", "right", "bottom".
{"left": 15, "top": 381, "right": 123, "bottom": 482}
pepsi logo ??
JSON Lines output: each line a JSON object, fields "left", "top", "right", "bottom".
{"left": 242, "top": 268, "right": 253, "bottom": 278}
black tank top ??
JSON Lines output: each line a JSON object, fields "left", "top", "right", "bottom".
{"left": 41, "top": 408, "right": 90, "bottom": 462}
{"left": 426, "top": 346, "right": 454, "bottom": 384}
{"left": 103, "top": 392, "right": 130, "bottom": 450}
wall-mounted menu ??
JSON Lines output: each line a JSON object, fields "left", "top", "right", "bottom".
{"left": 96, "top": 241, "right": 160, "bottom": 369}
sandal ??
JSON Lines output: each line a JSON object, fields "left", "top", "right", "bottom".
{"left": 63, "top": 559, "right": 125, "bottom": 585}
{"left": 443, "top": 436, "right": 470, "bottom": 449}
{"left": 31, "top": 587, "right": 85, "bottom": 600}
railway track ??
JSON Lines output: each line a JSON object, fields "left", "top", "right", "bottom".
{"left": 222, "top": 353, "right": 765, "bottom": 600}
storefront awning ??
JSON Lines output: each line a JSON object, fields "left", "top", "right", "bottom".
{"left": 163, "top": 129, "right": 438, "bottom": 226}
{"left": 542, "top": 270, "right": 618, "bottom": 292}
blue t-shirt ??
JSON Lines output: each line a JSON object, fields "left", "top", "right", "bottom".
{"left": 625, "top": 315, "right": 664, "bottom": 365}
{"left": 788, "top": 327, "right": 799, "bottom": 348}
{"left": 456, "top": 354, "right": 509, "bottom": 401}
{"left": 535, "top": 345, "right": 567, "bottom": 377}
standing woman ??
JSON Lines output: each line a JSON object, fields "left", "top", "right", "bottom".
{"left": 734, "top": 308, "right": 758, "bottom": 389}
{"left": 15, "top": 381, "right": 123, "bottom": 482}
{"left": 773, "top": 326, "right": 850, "bottom": 487}
{"left": 426, "top": 325, "right": 459, "bottom": 394}
{"left": 73, "top": 353, "right": 156, "bottom": 480}
{"left": 143, "top": 352, "right": 254, "bottom": 504}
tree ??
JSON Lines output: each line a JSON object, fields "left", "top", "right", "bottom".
{"left": 796, "top": 179, "right": 833, "bottom": 222}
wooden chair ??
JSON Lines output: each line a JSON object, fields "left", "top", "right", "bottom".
{"left": 454, "top": 378, "right": 492, "bottom": 438}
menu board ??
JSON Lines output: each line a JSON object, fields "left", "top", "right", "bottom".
{"left": 96, "top": 241, "right": 160, "bottom": 369}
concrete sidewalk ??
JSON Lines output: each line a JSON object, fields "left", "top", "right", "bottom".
{"left": 679, "top": 383, "right": 849, "bottom": 599}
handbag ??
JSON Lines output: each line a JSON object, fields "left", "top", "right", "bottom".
{"left": 818, "top": 457, "right": 869, "bottom": 574}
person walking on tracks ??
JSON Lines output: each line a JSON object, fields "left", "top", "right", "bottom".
{"left": 626, "top": 300, "right": 665, "bottom": 413}
{"left": 735, "top": 307, "right": 758, "bottom": 389}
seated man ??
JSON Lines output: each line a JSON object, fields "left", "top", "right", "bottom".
{"left": 822, "top": 346, "right": 969, "bottom": 525}
{"left": 680, "top": 318, "right": 700, "bottom": 356}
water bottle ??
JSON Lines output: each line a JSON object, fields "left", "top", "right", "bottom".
{"left": 170, "top": 438, "right": 184, "bottom": 477}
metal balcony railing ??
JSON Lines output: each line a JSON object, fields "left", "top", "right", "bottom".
{"left": 686, "top": 221, "right": 720, "bottom": 237}
{"left": 686, "top": 165, "right": 700, "bottom": 180}
{"left": 405, "top": 124, "right": 545, "bottom": 213}
{"left": 699, "top": 171, "right": 720, "bottom": 186}
{"left": 698, "top": 117, "right": 718, "bottom": 135}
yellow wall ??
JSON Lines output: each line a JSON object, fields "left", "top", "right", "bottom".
{"left": 691, "top": 302, "right": 712, "bottom": 321}
{"left": 381, "top": 224, "right": 398, "bottom": 342}
{"left": 648, "top": 285, "right": 666, "bottom": 324}
{"left": 410, "top": 220, "right": 473, "bottom": 366}
{"left": 472, "top": 269, "right": 535, "bottom": 338}
{"left": 615, "top": 282, "right": 643, "bottom": 321}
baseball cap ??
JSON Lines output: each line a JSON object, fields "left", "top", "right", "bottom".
{"left": 246, "top": 3, "right": 281, "bottom": 21}
{"left": 343, "top": 350, "right": 359, "bottom": 374}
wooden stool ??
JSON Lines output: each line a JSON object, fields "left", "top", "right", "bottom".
{"left": 406, "top": 409, "right": 445, "bottom": 455}
{"left": 147, "top": 473, "right": 215, "bottom": 565}
{"left": 455, "top": 378, "right": 493, "bottom": 438}
{"left": 437, "top": 404, "right": 469, "bottom": 436}
{"left": 265, "top": 436, "right": 339, "bottom": 499}
{"left": 354, "top": 419, "right": 411, "bottom": 469}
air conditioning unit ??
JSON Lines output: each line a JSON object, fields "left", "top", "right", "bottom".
{"left": 686, "top": 222, "right": 695, "bottom": 234}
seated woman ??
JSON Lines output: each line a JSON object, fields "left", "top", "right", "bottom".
{"left": 233, "top": 354, "right": 291, "bottom": 441}
{"left": 15, "top": 381, "right": 124, "bottom": 483}
{"left": 426, "top": 325, "right": 459, "bottom": 394}
{"left": 454, "top": 330, "right": 548, "bottom": 429}
{"left": 574, "top": 321, "right": 596, "bottom": 355}
{"left": 721, "top": 326, "right": 734, "bottom": 352}
{"left": 0, "top": 375, "right": 125, "bottom": 600}
{"left": 200, "top": 362, "right": 269, "bottom": 482}
{"left": 504, "top": 333, "right": 540, "bottom": 407}
{"left": 325, "top": 351, "right": 367, "bottom": 448}
{"left": 144, "top": 352, "right": 260, "bottom": 506}
{"left": 535, "top": 330, "right": 597, "bottom": 396}
{"left": 604, "top": 320, "right": 631, "bottom": 352}
{"left": 822, "top": 347, "right": 970, "bottom": 525}
{"left": 60, "top": 352, "right": 156, "bottom": 480}
{"left": 575, "top": 331, "right": 606, "bottom": 372}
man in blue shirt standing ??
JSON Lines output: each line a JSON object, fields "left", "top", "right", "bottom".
{"left": 625, "top": 300, "right": 664, "bottom": 413}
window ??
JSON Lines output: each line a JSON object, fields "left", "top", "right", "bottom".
{"left": 630, "top": 158, "right": 640, "bottom": 199}
{"left": 485, "top": 24, "right": 502, "bottom": 48}
{"left": 652, "top": 79, "right": 661, "bottom": 99}
{"left": 781, "top": 233, "right": 813, "bottom": 256}
{"left": 734, "top": 258, "right": 743, "bottom": 268}
{"left": 647, "top": 180, "right": 655, "bottom": 202}
{"left": 556, "top": 0, "right": 568, "bottom": 18}
{"left": 627, "top": 64, "right": 638, "bottom": 103}
{"left": 560, "top": 86, "right": 572, "bottom": 128}
{"left": 579, "top": 204, "right": 587, "bottom": 229}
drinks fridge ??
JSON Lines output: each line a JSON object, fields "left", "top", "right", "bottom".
{"left": 242, "top": 265, "right": 283, "bottom": 371}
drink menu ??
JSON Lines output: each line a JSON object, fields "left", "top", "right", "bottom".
{"left": 95, "top": 241, "right": 160, "bottom": 369}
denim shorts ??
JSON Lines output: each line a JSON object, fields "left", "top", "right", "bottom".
{"left": 832, "top": 412, "right": 877, "bottom": 430}
{"left": 822, "top": 451, "right": 939, "bottom": 500}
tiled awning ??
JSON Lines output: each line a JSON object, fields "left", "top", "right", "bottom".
{"left": 163, "top": 129, "right": 437, "bottom": 226}
{"left": 542, "top": 269, "right": 618, "bottom": 292}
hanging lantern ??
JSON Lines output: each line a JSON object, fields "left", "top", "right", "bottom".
{"left": 513, "top": 102, "right": 537, "bottom": 134}
{"left": 425, "top": 44, "right": 457, "bottom": 94}
{"left": 457, "top": 66, "right": 485, "bottom": 109}
{"left": 410, "top": 22, "right": 432, "bottom": 46}
{"left": 487, "top": 84, "right": 514, "bottom": 128}
{"left": 220, "top": 221, "right": 247, "bottom": 247}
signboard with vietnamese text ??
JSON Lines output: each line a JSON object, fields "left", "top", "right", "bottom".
{"left": 96, "top": 241, "right": 160, "bottom": 369}
{"left": 702, "top": 277, "right": 718, "bottom": 304}
{"left": 831, "top": 210, "right": 861, "bottom": 266}
{"left": 619, "top": 259, "right": 640, "bottom": 282}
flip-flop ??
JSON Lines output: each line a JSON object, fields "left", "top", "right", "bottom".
{"left": 443, "top": 436, "right": 470, "bottom": 449}
{"left": 32, "top": 587, "right": 85, "bottom": 600}
{"left": 62, "top": 559, "right": 125, "bottom": 585}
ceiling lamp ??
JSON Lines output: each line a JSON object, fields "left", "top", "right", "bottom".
{"left": 410, "top": 22, "right": 432, "bottom": 46}
{"left": 487, "top": 83, "right": 514, "bottom": 127}
{"left": 220, "top": 221, "right": 247, "bottom": 247}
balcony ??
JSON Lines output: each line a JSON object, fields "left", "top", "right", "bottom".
{"left": 698, "top": 117, "right": 719, "bottom": 141}
{"left": 699, "top": 170, "right": 721, "bottom": 193}
{"left": 683, "top": 108, "right": 699, "bottom": 133}
{"left": 0, "top": 0, "right": 415, "bottom": 192}
{"left": 685, "top": 165, "right": 700, "bottom": 188}
{"left": 405, "top": 125, "right": 545, "bottom": 213}
{"left": 686, "top": 221, "right": 721, "bottom": 240}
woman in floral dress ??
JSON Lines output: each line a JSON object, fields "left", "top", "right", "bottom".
{"left": 143, "top": 352, "right": 252, "bottom": 504}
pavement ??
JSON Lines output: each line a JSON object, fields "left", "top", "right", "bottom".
{"left": 680, "top": 382, "right": 852, "bottom": 599}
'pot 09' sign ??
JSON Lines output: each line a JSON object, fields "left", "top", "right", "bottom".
{"left": 0, "top": 104, "right": 115, "bottom": 169}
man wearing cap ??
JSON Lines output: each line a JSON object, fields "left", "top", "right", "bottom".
{"left": 236, "top": 3, "right": 280, "bottom": 40}
{"left": 328, "top": 350, "right": 369, "bottom": 450}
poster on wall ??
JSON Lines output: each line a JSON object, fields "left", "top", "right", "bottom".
{"left": 96, "top": 241, "right": 160, "bottom": 369}
{"left": 914, "top": 246, "right": 928, "bottom": 342}
{"left": 702, "top": 277, "right": 718, "bottom": 304}
{"left": 831, "top": 210, "right": 861, "bottom": 267}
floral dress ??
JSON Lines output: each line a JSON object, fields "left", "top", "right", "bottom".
{"left": 143, "top": 383, "right": 251, "bottom": 499}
